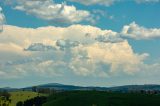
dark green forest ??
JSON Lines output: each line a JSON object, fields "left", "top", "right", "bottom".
{"left": 43, "top": 91, "right": 160, "bottom": 106}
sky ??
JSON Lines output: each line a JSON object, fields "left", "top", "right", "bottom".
{"left": 0, "top": 0, "right": 160, "bottom": 88}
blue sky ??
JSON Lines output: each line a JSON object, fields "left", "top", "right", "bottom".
{"left": 0, "top": 0, "right": 160, "bottom": 88}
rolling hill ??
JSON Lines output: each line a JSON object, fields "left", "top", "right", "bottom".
{"left": 1, "top": 83, "right": 160, "bottom": 92}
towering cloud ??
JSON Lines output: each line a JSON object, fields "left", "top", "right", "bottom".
{"left": 0, "top": 25, "right": 148, "bottom": 79}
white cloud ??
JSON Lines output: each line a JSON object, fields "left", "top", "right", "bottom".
{"left": 69, "top": 0, "right": 117, "bottom": 6}
{"left": 8, "top": 0, "right": 92, "bottom": 24}
{"left": 0, "top": 24, "right": 148, "bottom": 79}
{"left": 68, "top": 0, "right": 159, "bottom": 6}
{"left": 71, "top": 41, "right": 148, "bottom": 76}
{"left": 0, "top": 24, "right": 123, "bottom": 46}
{"left": 121, "top": 22, "right": 160, "bottom": 40}
{"left": 92, "top": 9, "right": 115, "bottom": 21}
{"left": 0, "top": 7, "right": 5, "bottom": 32}
{"left": 136, "top": 0, "right": 160, "bottom": 3}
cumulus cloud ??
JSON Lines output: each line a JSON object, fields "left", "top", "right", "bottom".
{"left": 0, "top": 7, "right": 5, "bottom": 32}
{"left": 121, "top": 22, "right": 160, "bottom": 40}
{"left": 0, "top": 24, "right": 149, "bottom": 79}
{"left": 6, "top": 0, "right": 91, "bottom": 24}
{"left": 71, "top": 41, "right": 148, "bottom": 75}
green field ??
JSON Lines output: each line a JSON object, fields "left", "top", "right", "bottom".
{"left": 43, "top": 91, "right": 160, "bottom": 106}
{"left": 0, "top": 91, "right": 46, "bottom": 106}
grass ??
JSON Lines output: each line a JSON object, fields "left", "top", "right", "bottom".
{"left": 43, "top": 91, "right": 160, "bottom": 106}
{"left": 0, "top": 91, "right": 46, "bottom": 106}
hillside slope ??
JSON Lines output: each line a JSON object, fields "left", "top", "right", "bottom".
{"left": 43, "top": 91, "right": 160, "bottom": 106}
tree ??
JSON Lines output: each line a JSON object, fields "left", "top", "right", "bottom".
{"left": 37, "top": 88, "right": 51, "bottom": 94}
{"left": 1, "top": 90, "right": 10, "bottom": 100}
{"left": 32, "top": 86, "right": 37, "bottom": 92}
{"left": 23, "top": 96, "right": 47, "bottom": 106}
{"left": 2, "top": 103, "right": 6, "bottom": 106}
{"left": 16, "top": 101, "right": 23, "bottom": 106}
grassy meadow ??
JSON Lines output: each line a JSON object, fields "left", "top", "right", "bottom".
{"left": 0, "top": 91, "right": 46, "bottom": 106}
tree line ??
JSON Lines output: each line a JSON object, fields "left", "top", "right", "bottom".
{"left": 0, "top": 90, "right": 11, "bottom": 106}
{"left": 16, "top": 96, "right": 47, "bottom": 106}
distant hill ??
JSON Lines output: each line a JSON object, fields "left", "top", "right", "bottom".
{"left": 109, "top": 85, "right": 160, "bottom": 92}
{"left": 1, "top": 83, "right": 160, "bottom": 92}
{"left": 23, "top": 83, "right": 108, "bottom": 91}
{"left": 23, "top": 83, "right": 160, "bottom": 92}
{"left": 0, "top": 87, "right": 19, "bottom": 92}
